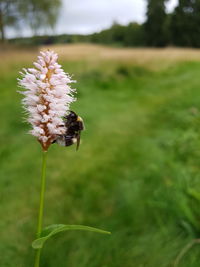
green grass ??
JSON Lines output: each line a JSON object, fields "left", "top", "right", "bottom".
{"left": 1, "top": 54, "right": 200, "bottom": 267}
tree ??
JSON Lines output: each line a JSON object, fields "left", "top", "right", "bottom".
{"left": 144, "top": 0, "right": 169, "bottom": 47}
{"left": 170, "top": 0, "right": 200, "bottom": 47}
{"left": 0, "top": 0, "right": 18, "bottom": 41}
{"left": 124, "top": 23, "right": 145, "bottom": 47}
{"left": 0, "top": 0, "right": 61, "bottom": 42}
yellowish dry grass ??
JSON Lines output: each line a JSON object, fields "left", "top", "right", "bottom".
{"left": 0, "top": 46, "right": 37, "bottom": 62}
{"left": 1, "top": 43, "right": 200, "bottom": 70}
{"left": 0, "top": 46, "right": 38, "bottom": 74}
{"left": 41, "top": 44, "right": 200, "bottom": 69}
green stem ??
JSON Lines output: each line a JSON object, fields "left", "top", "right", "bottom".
{"left": 34, "top": 150, "right": 47, "bottom": 267}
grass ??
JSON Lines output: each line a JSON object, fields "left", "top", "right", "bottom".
{"left": 1, "top": 45, "right": 200, "bottom": 266}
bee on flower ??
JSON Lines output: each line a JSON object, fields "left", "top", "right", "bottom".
{"left": 18, "top": 50, "right": 84, "bottom": 151}
{"left": 18, "top": 51, "right": 109, "bottom": 267}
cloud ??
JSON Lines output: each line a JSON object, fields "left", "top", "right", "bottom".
{"left": 56, "top": 0, "right": 146, "bottom": 34}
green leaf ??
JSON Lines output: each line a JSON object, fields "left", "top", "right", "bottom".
{"left": 32, "top": 224, "right": 111, "bottom": 249}
{"left": 187, "top": 188, "right": 200, "bottom": 201}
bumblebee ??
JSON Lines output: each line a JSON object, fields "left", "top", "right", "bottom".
{"left": 53, "top": 111, "right": 85, "bottom": 150}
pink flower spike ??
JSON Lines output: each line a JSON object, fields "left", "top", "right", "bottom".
{"left": 18, "top": 50, "right": 76, "bottom": 151}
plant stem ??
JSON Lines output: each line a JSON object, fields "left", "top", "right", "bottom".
{"left": 34, "top": 150, "right": 48, "bottom": 267}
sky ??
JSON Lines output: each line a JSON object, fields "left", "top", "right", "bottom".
{"left": 57, "top": 0, "right": 178, "bottom": 35}
{"left": 7, "top": 0, "right": 178, "bottom": 38}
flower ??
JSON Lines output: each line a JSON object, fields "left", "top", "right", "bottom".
{"left": 18, "top": 50, "right": 76, "bottom": 151}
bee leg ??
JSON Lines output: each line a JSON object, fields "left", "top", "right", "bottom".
{"left": 65, "top": 136, "right": 77, "bottom": 147}
{"left": 76, "top": 132, "right": 81, "bottom": 151}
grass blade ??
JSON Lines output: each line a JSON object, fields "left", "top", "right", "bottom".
{"left": 32, "top": 224, "right": 111, "bottom": 249}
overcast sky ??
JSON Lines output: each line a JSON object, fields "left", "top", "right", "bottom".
{"left": 7, "top": 0, "right": 178, "bottom": 38}
{"left": 57, "top": 0, "right": 178, "bottom": 35}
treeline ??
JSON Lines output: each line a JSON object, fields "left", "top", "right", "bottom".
{"left": 144, "top": 0, "right": 200, "bottom": 47}
{"left": 92, "top": 0, "right": 200, "bottom": 48}
{"left": 9, "top": 22, "right": 144, "bottom": 47}
{"left": 0, "top": 0, "right": 61, "bottom": 42}
{"left": 9, "top": 0, "right": 200, "bottom": 48}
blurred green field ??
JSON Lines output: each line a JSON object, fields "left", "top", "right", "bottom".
{"left": 1, "top": 45, "right": 200, "bottom": 267}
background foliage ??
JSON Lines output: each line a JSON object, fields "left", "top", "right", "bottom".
{"left": 1, "top": 45, "right": 200, "bottom": 266}
{"left": 0, "top": 0, "right": 61, "bottom": 41}
{"left": 1, "top": 0, "right": 200, "bottom": 266}
{"left": 6, "top": 0, "right": 200, "bottom": 48}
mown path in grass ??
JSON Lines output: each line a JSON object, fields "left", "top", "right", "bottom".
{"left": 1, "top": 58, "right": 200, "bottom": 267}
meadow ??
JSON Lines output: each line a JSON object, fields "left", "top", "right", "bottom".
{"left": 1, "top": 44, "right": 200, "bottom": 266}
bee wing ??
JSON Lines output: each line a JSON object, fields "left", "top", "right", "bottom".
{"left": 76, "top": 131, "right": 81, "bottom": 151}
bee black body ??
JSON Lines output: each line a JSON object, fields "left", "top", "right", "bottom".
{"left": 53, "top": 111, "right": 84, "bottom": 150}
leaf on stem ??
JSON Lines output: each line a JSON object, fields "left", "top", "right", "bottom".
{"left": 32, "top": 224, "right": 111, "bottom": 249}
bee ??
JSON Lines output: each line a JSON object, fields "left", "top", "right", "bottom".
{"left": 53, "top": 111, "right": 85, "bottom": 150}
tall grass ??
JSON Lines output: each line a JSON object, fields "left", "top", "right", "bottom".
{"left": 1, "top": 46, "right": 200, "bottom": 266}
